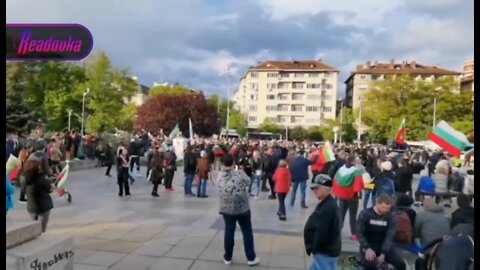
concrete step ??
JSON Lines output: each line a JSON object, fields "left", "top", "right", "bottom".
{"left": 6, "top": 220, "right": 42, "bottom": 249}
{"left": 6, "top": 234, "right": 74, "bottom": 270}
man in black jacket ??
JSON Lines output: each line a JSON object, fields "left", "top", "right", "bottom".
{"left": 183, "top": 146, "right": 198, "bottom": 196}
{"left": 357, "top": 194, "right": 406, "bottom": 270}
{"left": 261, "top": 148, "right": 277, "bottom": 199}
{"left": 304, "top": 174, "right": 341, "bottom": 270}
{"left": 128, "top": 138, "right": 141, "bottom": 176}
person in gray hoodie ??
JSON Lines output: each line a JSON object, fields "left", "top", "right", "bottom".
{"left": 217, "top": 154, "right": 259, "bottom": 266}
{"left": 414, "top": 197, "right": 451, "bottom": 247}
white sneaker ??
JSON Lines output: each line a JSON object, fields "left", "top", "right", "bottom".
{"left": 247, "top": 257, "right": 260, "bottom": 266}
{"left": 223, "top": 258, "right": 232, "bottom": 265}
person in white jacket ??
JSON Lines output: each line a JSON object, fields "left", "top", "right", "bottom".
{"left": 463, "top": 170, "right": 474, "bottom": 197}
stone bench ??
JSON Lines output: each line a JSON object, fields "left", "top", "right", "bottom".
{"left": 6, "top": 235, "right": 74, "bottom": 270}
{"left": 6, "top": 220, "right": 42, "bottom": 249}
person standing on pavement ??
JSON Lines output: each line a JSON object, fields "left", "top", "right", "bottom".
{"left": 217, "top": 154, "right": 260, "bottom": 266}
{"left": 6, "top": 175, "right": 15, "bottom": 214}
{"left": 163, "top": 145, "right": 177, "bottom": 191}
{"left": 309, "top": 146, "right": 327, "bottom": 183}
{"left": 289, "top": 149, "right": 317, "bottom": 208}
{"left": 357, "top": 194, "right": 406, "bottom": 270}
{"left": 249, "top": 150, "right": 263, "bottom": 199}
{"left": 273, "top": 160, "right": 291, "bottom": 221}
{"left": 128, "top": 138, "right": 141, "bottom": 176}
{"left": 304, "top": 174, "right": 341, "bottom": 270}
{"left": 196, "top": 150, "right": 210, "bottom": 198}
{"left": 262, "top": 147, "right": 277, "bottom": 199}
{"left": 116, "top": 147, "right": 131, "bottom": 197}
{"left": 150, "top": 150, "right": 164, "bottom": 197}
{"left": 332, "top": 154, "right": 364, "bottom": 241}
{"left": 104, "top": 143, "right": 114, "bottom": 177}
{"left": 183, "top": 146, "right": 198, "bottom": 196}
{"left": 24, "top": 159, "right": 54, "bottom": 232}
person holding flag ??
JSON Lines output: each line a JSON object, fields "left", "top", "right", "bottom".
{"left": 396, "top": 118, "right": 407, "bottom": 148}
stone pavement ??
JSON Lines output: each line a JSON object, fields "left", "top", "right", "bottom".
{"left": 7, "top": 167, "right": 458, "bottom": 270}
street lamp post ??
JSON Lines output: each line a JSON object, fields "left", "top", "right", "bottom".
{"left": 225, "top": 66, "right": 232, "bottom": 137}
{"left": 339, "top": 100, "right": 344, "bottom": 144}
{"left": 433, "top": 97, "right": 437, "bottom": 129}
{"left": 81, "top": 88, "right": 90, "bottom": 137}
{"left": 67, "top": 109, "right": 73, "bottom": 131}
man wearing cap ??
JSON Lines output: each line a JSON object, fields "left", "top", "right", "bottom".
{"left": 304, "top": 174, "right": 341, "bottom": 270}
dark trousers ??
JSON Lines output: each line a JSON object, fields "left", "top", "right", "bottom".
{"left": 360, "top": 247, "right": 406, "bottom": 270}
{"left": 277, "top": 193, "right": 287, "bottom": 217}
{"left": 130, "top": 156, "right": 140, "bottom": 172}
{"left": 222, "top": 211, "right": 256, "bottom": 261}
{"left": 117, "top": 168, "right": 130, "bottom": 196}
{"left": 267, "top": 176, "right": 276, "bottom": 197}
{"left": 152, "top": 183, "right": 159, "bottom": 194}
{"left": 261, "top": 174, "right": 269, "bottom": 190}
{"left": 338, "top": 197, "right": 359, "bottom": 235}
{"left": 184, "top": 174, "right": 194, "bottom": 195}
{"left": 105, "top": 162, "right": 112, "bottom": 176}
{"left": 19, "top": 184, "right": 27, "bottom": 201}
{"left": 164, "top": 169, "right": 175, "bottom": 189}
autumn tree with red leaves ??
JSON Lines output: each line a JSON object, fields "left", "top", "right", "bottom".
{"left": 135, "top": 92, "right": 220, "bottom": 137}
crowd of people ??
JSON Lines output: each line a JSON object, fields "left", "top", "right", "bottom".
{"left": 6, "top": 133, "right": 475, "bottom": 270}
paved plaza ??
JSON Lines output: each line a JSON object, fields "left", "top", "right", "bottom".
{"left": 7, "top": 166, "right": 458, "bottom": 270}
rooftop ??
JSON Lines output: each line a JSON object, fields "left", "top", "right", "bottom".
{"left": 249, "top": 60, "right": 338, "bottom": 72}
{"left": 345, "top": 60, "right": 461, "bottom": 82}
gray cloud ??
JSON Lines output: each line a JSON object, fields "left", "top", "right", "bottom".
{"left": 7, "top": 0, "right": 473, "bottom": 98}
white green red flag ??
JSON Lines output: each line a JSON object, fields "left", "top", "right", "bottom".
{"left": 6, "top": 154, "right": 19, "bottom": 176}
{"left": 332, "top": 165, "right": 364, "bottom": 200}
{"left": 169, "top": 123, "right": 180, "bottom": 139}
{"left": 429, "top": 120, "right": 472, "bottom": 158}
{"left": 320, "top": 141, "right": 336, "bottom": 162}
{"left": 396, "top": 118, "right": 407, "bottom": 145}
{"left": 56, "top": 164, "right": 70, "bottom": 196}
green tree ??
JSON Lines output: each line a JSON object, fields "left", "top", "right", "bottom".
{"left": 307, "top": 126, "right": 324, "bottom": 141}
{"left": 80, "top": 52, "right": 138, "bottom": 133}
{"left": 229, "top": 110, "right": 248, "bottom": 137}
{"left": 451, "top": 115, "right": 474, "bottom": 134}
{"left": 149, "top": 84, "right": 191, "bottom": 97}
{"left": 289, "top": 126, "right": 308, "bottom": 140}
{"left": 363, "top": 75, "right": 473, "bottom": 142}
{"left": 260, "top": 118, "right": 282, "bottom": 134}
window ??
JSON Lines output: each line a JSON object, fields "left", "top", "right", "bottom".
{"left": 277, "top": 105, "right": 289, "bottom": 112}
{"left": 278, "top": 95, "right": 288, "bottom": 100}
{"left": 278, "top": 82, "right": 289, "bottom": 89}
{"left": 250, "top": 83, "right": 258, "bottom": 89}
{"left": 306, "top": 106, "right": 319, "bottom": 112}
{"left": 250, "top": 94, "right": 258, "bottom": 101}
{"left": 322, "top": 95, "right": 332, "bottom": 101}
{"left": 248, "top": 116, "right": 256, "bottom": 122}
{"left": 309, "top": 73, "right": 319, "bottom": 78}
{"left": 292, "top": 94, "right": 304, "bottom": 100}
{"left": 294, "top": 73, "right": 304, "bottom": 78}
{"left": 249, "top": 105, "right": 257, "bottom": 112}
{"left": 307, "top": 94, "right": 321, "bottom": 100}
{"left": 266, "top": 106, "right": 277, "bottom": 112}
{"left": 291, "top": 117, "right": 302, "bottom": 123}
{"left": 267, "top": 83, "right": 277, "bottom": 89}
{"left": 371, "top": 75, "right": 380, "bottom": 80}
{"left": 322, "top": 107, "right": 332, "bottom": 113}
{"left": 360, "top": 75, "right": 367, "bottom": 80}
{"left": 291, "top": 105, "right": 303, "bottom": 112}
{"left": 306, "top": 83, "right": 321, "bottom": 89}
{"left": 325, "top": 84, "right": 333, "bottom": 89}
{"left": 267, "top": 73, "right": 278, "bottom": 78}
{"left": 325, "top": 72, "right": 333, "bottom": 77}
{"left": 292, "top": 82, "right": 304, "bottom": 89}
{"left": 267, "top": 95, "right": 275, "bottom": 100}
{"left": 250, "top": 72, "right": 258, "bottom": 78}
{"left": 359, "top": 87, "right": 368, "bottom": 92}
{"left": 278, "top": 116, "right": 287, "bottom": 123}
{"left": 280, "top": 73, "right": 289, "bottom": 78}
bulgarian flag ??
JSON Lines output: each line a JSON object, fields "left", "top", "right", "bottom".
{"left": 321, "top": 141, "right": 336, "bottom": 162}
{"left": 6, "top": 154, "right": 19, "bottom": 175}
{"left": 396, "top": 118, "right": 407, "bottom": 145}
{"left": 429, "top": 120, "right": 472, "bottom": 158}
{"left": 169, "top": 123, "right": 180, "bottom": 139}
{"left": 332, "top": 165, "right": 364, "bottom": 200}
{"left": 212, "top": 145, "right": 225, "bottom": 156}
{"left": 55, "top": 164, "right": 70, "bottom": 197}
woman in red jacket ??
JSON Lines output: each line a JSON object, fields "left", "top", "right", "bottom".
{"left": 273, "top": 160, "right": 292, "bottom": 221}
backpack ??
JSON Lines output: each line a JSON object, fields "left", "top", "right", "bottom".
{"left": 394, "top": 210, "right": 413, "bottom": 243}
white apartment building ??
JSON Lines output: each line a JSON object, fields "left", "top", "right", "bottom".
{"left": 233, "top": 60, "right": 339, "bottom": 128}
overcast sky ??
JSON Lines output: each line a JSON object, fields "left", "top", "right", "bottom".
{"left": 7, "top": 0, "right": 473, "bottom": 98}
